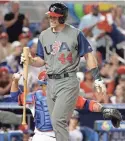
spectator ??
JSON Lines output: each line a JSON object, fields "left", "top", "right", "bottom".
{"left": 40, "top": 16, "right": 50, "bottom": 32}
{"left": 27, "top": 38, "right": 45, "bottom": 89}
{"left": 106, "top": 23, "right": 125, "bottom": 58}
{"left": 110, "top": 84, "right": 125, "bottom": 104}
{"left": 78, "top": 4, "right": 106, "bottom": 59}
{"left": 80, "top": 71, "right": 95, "bottom": 99}
{"left": 80, "top": 71, "right": 109, "bottom": 103}
{"left": 0, "top": 23, "right": 4, "bottom": 34}
{"left": 6, "top": 40, "right": 23, "bottom": 73}
{"left": 0, "top": 67, "right": 12, "bottom": 96}
{"left": 117, "top": 65, "right": 125, "bottom": 78}
{"left": 19, "top": 32, "right": 30, "bottom": 47}
{"left": 110, "top": 7, "right": 117, "bottom": 22}
{"left": 100, "top": 56, "right": 119, "bottom": 96}
{"left": 104, "top": 54, "right": 120, "bottom": 79}
{"left": 4, "top": 1, "right": 29, "bottom": 42}
{"left": 95, "top": 10, "right": 125, "bottom": 58}
{"left": 69, "top": 110, "right": 83, "bottom": 141}
{"left": 27, "top": 38, "right": 38, "bottom": 57}
{"left": 34, "top": 16, "right": 50, "bottom": 38}
{"left": 0, "top": 32, "right": 12, "bottom": 63}
{"left": 115, "top": 6, "right": 125, "bottom": 30}
{"left": 118, "top": 74, "right": 125, "bottom": 88}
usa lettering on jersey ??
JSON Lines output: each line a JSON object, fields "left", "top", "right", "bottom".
{"left": 44, "top": 42, "right": 73, "bottom": 64}
{"left": 44, "top": 42, "right": 70, "bottom": 55}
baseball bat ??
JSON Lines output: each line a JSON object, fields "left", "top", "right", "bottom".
{"left": 22, "top": 47, "right": 29, "bottom": 125}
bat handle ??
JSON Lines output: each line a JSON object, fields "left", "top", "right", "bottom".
{"left": 22, "top": 80, "right": 27, "bottom": 125}
{"left": 22, "top": 47, "right": 29, "bottom": 125}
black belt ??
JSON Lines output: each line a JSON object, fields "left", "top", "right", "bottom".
{"left": 48, "top": 73, "right": 69, "bottom": 79}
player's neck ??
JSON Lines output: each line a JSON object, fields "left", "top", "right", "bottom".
{"left": 69, "top": 125, "right": 77, "bottom": 131}
{"left": 52, "top": 24, "right": 65, "bottom": 33}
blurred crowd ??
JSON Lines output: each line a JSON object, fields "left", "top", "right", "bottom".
{"left": 0, "top": 1, "right": 125, "bottom": 104}
{"left": 0, "top": 1, "right": 125, "bottom": 141}
{"left": 78, "top": 4, "right": 125, "bottom": 104}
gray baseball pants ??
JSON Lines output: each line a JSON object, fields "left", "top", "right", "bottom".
{"left": 46, "top": 74, "right": 79, "bottom": 141}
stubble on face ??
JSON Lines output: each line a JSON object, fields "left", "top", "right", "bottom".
{"left": 49, "top": 17, "right": 60, "bottom": 28}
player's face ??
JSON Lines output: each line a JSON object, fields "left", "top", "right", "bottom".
{"left": 48, "top": 16, "right": 60, "bottom": 28}
{"left": 69, "top": 118, "right": 78, "bottom": 127}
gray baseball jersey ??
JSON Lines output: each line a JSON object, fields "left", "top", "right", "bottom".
{"left": 37, "top": 24, "right": 92, "bottom": 74}
{"left": 36, "top": 24, "right": 93, "bottom": 141}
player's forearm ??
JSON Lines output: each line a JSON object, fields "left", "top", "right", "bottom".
{"left": 91, "top": 102, "right": 102, "bottom": 112}
{"left": 29, "top": 56, "right": 45, "bottom": 67}
{"left": 85, "top": 52, "right": 101, "bottom": 80}
{"left": 83, "top": 99, "right": 102, "bottom": 112}
{"left": 10, "top": 80, "right": 19, "bottom": 92}
{"left": 76, "top": 96, "right": 102, "bottom": 112}
{"left": 85, "top": 52, "right": 98, "bottom": 70}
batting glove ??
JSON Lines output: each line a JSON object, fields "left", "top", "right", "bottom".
{"left": 94, "top": 79, "right": 106, "bottom": 94}
{"left": 20, "top": 53, "right": 34, "bottom": 65}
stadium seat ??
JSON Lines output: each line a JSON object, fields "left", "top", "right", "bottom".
{"left": 7, "top": 131, "right": 23, "bottom": 141}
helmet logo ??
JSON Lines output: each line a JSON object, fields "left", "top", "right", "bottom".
{"left": 50, "top": 6, "right": 56, "bottom": 12}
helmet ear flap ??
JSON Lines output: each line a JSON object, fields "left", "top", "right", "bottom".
{"left": 58, "top": 13, "right": 68, "bottom": 24}
{"left": 58, "top": 16, "right": 65, "bottom": 24}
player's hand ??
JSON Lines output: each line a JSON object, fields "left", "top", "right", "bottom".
{"left": 12, "top": 72, "right": 22, "bottom": 81}
{"left": 20, "top": 53, "right": 33, "bottom": 64}
{"left": 94, "top": 79, "right": 106, "bottom": 94}
{"left": 20, "top": 53, "right": 25, "bottom": 64}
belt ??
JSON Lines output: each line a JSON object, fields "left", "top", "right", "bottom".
{"left": 48, "top": 73, "right": 69, "bottom": 79}
{"left": 37, "top": 128, "right": 53, "bottom": 132}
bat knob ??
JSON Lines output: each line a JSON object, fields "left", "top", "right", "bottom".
{"left": 19, "top": 124, "right": 28, "bottom": 132}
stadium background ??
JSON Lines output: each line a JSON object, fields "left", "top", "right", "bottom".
{"left": 0, "top": 1, "right": 125, "bottom": 141}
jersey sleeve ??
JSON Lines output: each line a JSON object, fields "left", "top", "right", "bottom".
{"left": 77, "top": 31, "right": 93, "bottom": 57}
{"left": 10, "top": 89, "right": 22, "bottom": 102}
{"left": 75, "top": 96, "right": 96, "bottom": 112}
{"left": 75, "top": 96, "right": 87, "bottom": 109}
{"left": 36, "top": 39, "right": 44, "bottom": 59}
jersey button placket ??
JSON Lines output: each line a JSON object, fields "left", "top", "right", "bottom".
{"left": 51, "top": 33, "right": 59, "bottom": 73}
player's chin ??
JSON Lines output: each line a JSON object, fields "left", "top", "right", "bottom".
{"left": 50, "top": 23, "right": 57, "bottom": 28}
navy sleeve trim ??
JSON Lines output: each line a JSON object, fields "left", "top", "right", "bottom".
{"left": 77, "top": 31, "right": 93, "bottom": 57}
{"left": 36, "top": 39, "right": 44, "bottom": 59}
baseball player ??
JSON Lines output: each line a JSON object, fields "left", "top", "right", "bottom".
{"left": 69, "top": 110, "right": 83, "bottom": 141}
{"left": 21, "top": 3, "right": 109, "bottom": 140}
{"left": 10, "top": 71, "right": 122, "bottom": 141}
{"left": 11, "top": 71, "right": 56, "bottom": 141}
